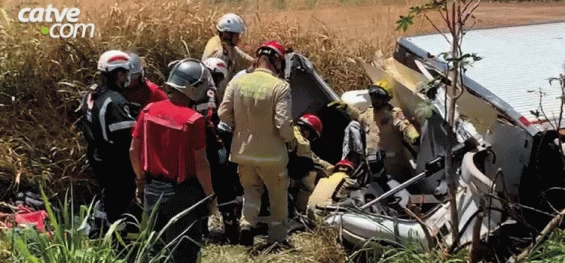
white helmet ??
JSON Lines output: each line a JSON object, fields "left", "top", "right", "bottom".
{"left": 203, "top": 57, "right": 228, "bottom": 80}
{"left": 97, "top": 50, "right": 132, "bottom": 73}
{"left": 165, "top": 58, "right": 211, "bottom": 101}
{"left": 216, "top": 13, "right": 246, "bottom": 34}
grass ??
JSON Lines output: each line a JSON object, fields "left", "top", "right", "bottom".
{"left": 1, "top": 186, "right": 217, "bottom": 263}
{"left": 0, "top": 0, "right": 392, "bottom": 200}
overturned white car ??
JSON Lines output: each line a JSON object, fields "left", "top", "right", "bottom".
{"left": 286, "top": 22, "right": 565, "bottom": 256}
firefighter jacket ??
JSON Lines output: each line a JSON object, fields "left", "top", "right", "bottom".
{"left": 346, "top": 103, "right": 420, "bottom": 158}
{"left": 202, "top": 36, "right": 254, "bottom": 96}
{"left": 218, "top": 68, "right": 294, "bottom": 167}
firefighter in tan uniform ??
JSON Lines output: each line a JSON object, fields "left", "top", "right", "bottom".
{"left": 307, "top": 159, "right": 356, "bottom": 219}
{"left": 287, "top": 114, "right": 334, "bottom": 213}
{"left": 328, "top": 81, "right": 420, "bottom": 182}
{"left": 218, "top": 40, "right": 293, "bottom": 247}
{"left": 202, "top": 13, "right": 254, "bottom": 99}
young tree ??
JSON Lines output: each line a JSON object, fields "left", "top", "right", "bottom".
{"left": 396, "top": 0, "right": 482, "bottom": 248}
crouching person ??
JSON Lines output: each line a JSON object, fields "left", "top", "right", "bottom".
{"left": 287, "top": 114, "right": 334, "bottom": 214}
{"left": 306, "top": 160, "right": 357, "bottom": 220}
{"left": 129, "top": 58, "right": 214, "bottom": 263}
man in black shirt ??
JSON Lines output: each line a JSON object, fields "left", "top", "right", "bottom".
{"left": 78, "top": 50, "right": 137, "bottom": 228}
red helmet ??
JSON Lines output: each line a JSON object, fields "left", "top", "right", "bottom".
{"left": 335, "top": 159, "right": 355, "bottom": 170}
{"left": 256, "top": 40, "right": 287, "bottom": 59}
{"left": 256, "top": 40, "right": 291, "bottom": 76}
{"left": 298, "top": 114, "right": 323, "bottom": 138}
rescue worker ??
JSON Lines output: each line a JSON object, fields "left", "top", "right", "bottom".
{"left": 129, "top": 58, "right": 214, "bottom": 263}
{"left": 306, "top": 159, "right": 357, "bottom": 219}
{"left": 328, "top": 80, "right": 420, "bottom": 182}
{"left": 199, "top": 57, "right": 242, "bottom": 244}
{"left": 121, "top": 52, "right": 168, "bottom": 119}
{"left": 218, "top": 40, "right": 294, "bottom": 247}
{"left": 78, "top": 50, "right": 136, "bottom": 226}
{"left": 202, "top": 13, "right": 254, "bottom": 98}
{"left": 287, "top": 113, "right": 334, "bottom": 213}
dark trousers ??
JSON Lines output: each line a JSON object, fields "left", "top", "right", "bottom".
{"left": 203, "top": 145, "right": 241, "bottom": 243}
{"left": 89, "top": 156, "right": 136, "bottom": 224}
{"left": 144, "top": 177, "right": 207, "bottom": 263}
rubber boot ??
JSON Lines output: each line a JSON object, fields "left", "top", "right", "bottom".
{"left": 222, "top": 211, "right": 240, "bottom": 245}
{"left": 239, "top": 228, "right": 254, "bottom": 247}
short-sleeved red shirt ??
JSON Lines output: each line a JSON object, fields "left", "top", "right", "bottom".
{"left": 123, "top": 79, "right": 168, "bottom": 109}
{"left": 132, "top": 100, "right": 206, "bottom": 183}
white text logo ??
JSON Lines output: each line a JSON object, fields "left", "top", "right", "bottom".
{"left": 18, "top": 5, "right": 95, "bottom": 38}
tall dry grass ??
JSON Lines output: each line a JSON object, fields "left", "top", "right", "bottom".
{"left": 2, "top": 0, "right": 561, "bottom": 199}
{"left": 0, "top": 0, "right": 393, "bottom": 200}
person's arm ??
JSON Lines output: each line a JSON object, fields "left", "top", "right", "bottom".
{"left": 393, "top": 108, "right": 420, "bottom": 145}
{"left": 312, "top": 153, "right": 334, "bottom": 170}
{"left": 192, "top": 116, "right": 214, "bottom": 196}
{"left": 130, "top": 106, "right": 149, "bottom": 179}
{"left": 274, "top": 83, "right": 294, "bottom": 143}
{"left": 194, "top": 147, "right": 214, "bottom": 196}
{"left": 347, "top": 106, "right": 362, "bottom": 121}
{"left": 235, "top": 46, "right": 255, "bottom": 64}
{"left": 218, "top": 80, "right": 236, "bottom": 128}
{"left": 327, "top": 100, "right": 362, "bottom": 121}
{"left": 202, "top": 37, "right": 221, "bottom": 61}
{"left": 129, "top": 138, "right": 144, "bottom": 180}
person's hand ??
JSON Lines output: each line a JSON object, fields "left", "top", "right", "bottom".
{"left": 327, "top": 100, "right": 347, "bottom": 110}
{"left": 135, "top": 178, "right": 145, "bottom": 204}
{"left": 411, "top": 136, "right": 420, "bottom": 146}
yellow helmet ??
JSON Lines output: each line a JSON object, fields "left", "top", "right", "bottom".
{"left": 368, "top": 80, "right": 394, "bottom": 100}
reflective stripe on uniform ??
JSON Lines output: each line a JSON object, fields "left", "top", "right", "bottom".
{"left": 99, "top": 97, "right": 113, "bottom": 143}
{"left": 271, "top": 221, "right": 284, "bottom": 226}
{"left": 243, "top": 202, "right": 261, "bottom": 212}
{"left": 109, "top": 121, "right": 136, "bottom": 132}
{"left": 196, "top": 103, "right": 215, "bottom": 112}
{"left": 232, "top": 155, "right": 288, "bottom": 164}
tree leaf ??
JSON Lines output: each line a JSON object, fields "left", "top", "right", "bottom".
{"left": 396, "top": 15, "right": 415, "bottom": 32}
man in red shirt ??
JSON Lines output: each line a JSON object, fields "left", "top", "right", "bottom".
{"left": 129, "top": 58, "right": 214, "bottom": 263}
{"left": 122, "top": 52, "right": 168, "bottom": 119}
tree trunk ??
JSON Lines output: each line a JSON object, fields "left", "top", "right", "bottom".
{"left": 446, "top": 0, "right": 461, "bottom": 246}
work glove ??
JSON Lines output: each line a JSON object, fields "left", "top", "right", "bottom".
{"left": 218, "top": 147, "right": 228, "bottom": 164}
{"left": 411, "top": 136, "right": 420, "bottom": 146}
{"left": 326, "top": 165, "right": 335, "bottom": 175}
{"left": 327, "top": 100, "right": 348, "bottom": 110}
